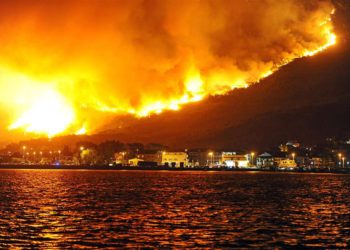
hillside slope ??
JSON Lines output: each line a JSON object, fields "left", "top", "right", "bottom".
{"left": 96, "top": 39, "right": 350, "bottom": 149}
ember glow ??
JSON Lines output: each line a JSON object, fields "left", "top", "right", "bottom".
{"left": 0, "top": 0, "right": 337, "bottom": 137}
{"left": 9, "top": 89, "right": 74, "bottom": 138}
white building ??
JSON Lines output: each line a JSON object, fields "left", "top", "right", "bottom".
{"left": 162, "top": 152, "right": 188, "bottom": 167}
{"left": 221, "top": 152, "right": 249, "bottom": 168}
{"left": 257, "top": 153, "right": 274, "bottom": 168}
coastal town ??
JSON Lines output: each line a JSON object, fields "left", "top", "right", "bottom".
{"left": 0, "top": 137, "right": 349, "bottom": 172}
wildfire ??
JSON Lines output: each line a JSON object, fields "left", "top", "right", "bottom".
{"left": 301, "top": 11, "right": 337, "bottom": 58}
{"left": 131, "top": 68, "right": 205, "bottom": 117}
{"left": 303, "top": 32, "right": 336, "bottom": 57}
{"left": 0, "top": 0, "right": 338, "bottom": 138}
{"left": 126, "top": 13, "right": 337, "bottom": 118}
{"left": 75, "top": 126, "right": 87, "bottom": 135}
{"left": 9, "top": 89, "right": 75, "bottom": 137}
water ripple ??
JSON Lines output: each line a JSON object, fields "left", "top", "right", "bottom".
{"left": 0, "top": 170, "right": 349, "bottom": 248}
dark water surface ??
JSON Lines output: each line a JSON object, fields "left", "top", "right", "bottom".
{"left": 0, "top": 170, "right": 349, "bottom": 248}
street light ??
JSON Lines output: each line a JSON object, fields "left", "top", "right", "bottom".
{"left": 342, "top": 157, "right": 345, "bottom": 168}
{"left": 160, "top": 151, "right": 166, "bottom": 165}
{"left": 292, "top": 153, "right": 296, "bottom": 162}
{"left": 122, "top": 152, "right": 126, "bottom": 164}
{"left": 251, "top": 152, "right": 255, "bottom": 166}
{"left": 338, "top": 153, "right": 342, "bottom": 167}
{"left": 22, "top": 146, "right": 26, "bottom": 159}
{"left": 208, "top": 152, "right": 214, "bottom": 166}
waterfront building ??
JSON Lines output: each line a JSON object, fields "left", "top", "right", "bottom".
{"left": 278, "top": 159, "right": 297, "bottom": 169}
{"left": 273, "top": 151, "right": 288, "bottom": 167}
{"left": 57, "top": 156, "right": 76, "bottom": 165}
{"left": 137, "top": 150, "right": 162, "bottom": 165}
{"left": 257, "top": 153, "right": 274, "bottom": 168}
{"left": 310, "top": 157, "right": 324, "bottom": 168}
{"left": 128, "top": 158, "right": 144, "bottom": 166}
{"left": 114, "top": 152, "right": 128, "bottom": 165}
{"left": 161, "top": 152, "right": 188, "bottom": 167}
{"left": 221, "top": 152, "right": 249, "bottom": 168}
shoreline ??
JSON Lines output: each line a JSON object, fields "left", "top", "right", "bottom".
{"left": 0, "top": 164, "right": 349, "bottom": 174}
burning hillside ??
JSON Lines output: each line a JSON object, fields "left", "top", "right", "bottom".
{"left": 0, "top": 0, "right": 336, "bottom": 137}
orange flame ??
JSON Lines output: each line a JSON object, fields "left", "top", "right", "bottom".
{"left": 0, "top": 1, "right": 337, "bottom": 137}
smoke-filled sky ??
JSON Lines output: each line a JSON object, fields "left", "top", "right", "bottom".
{"left": 0, "top": 0, "right": 336, "bottom": 139}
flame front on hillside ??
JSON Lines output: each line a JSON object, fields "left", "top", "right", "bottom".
{"left": 0, "top": 0, "right": 337, "bottom": 137}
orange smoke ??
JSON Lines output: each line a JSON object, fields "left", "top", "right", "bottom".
{"left": 0, "top": 0, "right": 336, "bottom": 137}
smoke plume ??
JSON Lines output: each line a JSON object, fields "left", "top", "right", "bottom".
{"left": 0, "top": 0, "right": 336, "bottom": 137}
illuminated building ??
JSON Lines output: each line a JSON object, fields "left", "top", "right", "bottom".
{"left": 257, "top": 153, "right": 274, "bottom": 168}
{"left": 114, "top": 152, "right": 128, "bottom": 165}
{"left": 161, "top": 152, "right": 188, "bottom": 168}
{"left": 128, "top": 158, "right": 144, "bottom": 167}
{"left": 278, "top": 159, "right": 297, "bottom": 169}
{"left": 310, "top": 157, "right": 324, "bottom": 168}
{"left": 221, "top": 152, "right": 249, "bottom": 168}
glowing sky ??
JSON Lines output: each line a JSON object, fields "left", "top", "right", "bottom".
{"left": 0, "top": 0, "right": 336, "bottom": 139}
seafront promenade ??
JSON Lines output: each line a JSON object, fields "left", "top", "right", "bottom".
{"left": 1, "top": 164, "right": 349, "bottom": 174}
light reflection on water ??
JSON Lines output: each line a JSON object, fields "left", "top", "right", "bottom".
{"left": 0, "top": 170, "right": 349, "bottom": 248}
